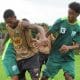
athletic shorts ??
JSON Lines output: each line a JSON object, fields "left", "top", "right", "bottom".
{"left": 2, "top": 40, "right": 20, "bottom": 77}
{"left": 39, "top": 52, "right": 49, "bottom": 69}
{"left": 17, "top": 54, "right": 40, "bottom": 78}
{"left": 42, "top": 58, "right": 75, "bottom": 79}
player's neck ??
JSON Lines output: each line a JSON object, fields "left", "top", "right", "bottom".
{"left": 68, "top": 19, "right": 77, "bottom": 25}
{"left": 12, "top": 20, "right": 19, "bottom": 29}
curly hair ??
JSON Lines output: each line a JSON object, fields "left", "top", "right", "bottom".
{"left": 69, "top": 2, "right": 80, "bottom": 14}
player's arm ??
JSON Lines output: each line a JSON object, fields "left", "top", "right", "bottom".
{"left": 46, "top": 18, "right": 63, "bottom": 37}
{"left": 22, "top": 21, "right": 47, "bottom": 41}
{"left": 59, "top": 43, "right": 79, "bottom": 53}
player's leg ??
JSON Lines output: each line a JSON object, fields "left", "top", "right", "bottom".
{"left": 39, "top": 52, "right": 49, "bottom": 72}
{"left": 12, "top": 76, "right": 19, "bottom": 80}
{"left": 2, "top": 40, "right": 20, "bottom": 80}
{"left": 17, "top": 59, "right": 26, "bottom": 80}
{"left": 39, "top": 52, "right": 45, "bottom": 72}
{"left": 62, "top": 61, "right": 75, "bottom": 80}
{"left": 27, "top": 54, "right": 40, "bottom": 80}
{"left": 41, "top": 58, "right": 61, "bottom": 80}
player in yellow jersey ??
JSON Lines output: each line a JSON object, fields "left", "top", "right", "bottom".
{"left": 3, "top": 9, "right": 47, "bottom": 80}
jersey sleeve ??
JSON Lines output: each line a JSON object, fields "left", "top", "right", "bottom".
{"left": 48, "top": 18, "right": 63, "bottom": 33}
{"left": 73, "top": 30, "right": 80, "bottom": 43}
{"left": 0, "top": 22, "right": 6, "bottom": 32}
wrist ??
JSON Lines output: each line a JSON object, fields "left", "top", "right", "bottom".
{"left": 78, "top": 44, "right": 80, "bottom": 48}
{"left": 68, "top": 46, "right": 73, "bottom": 50}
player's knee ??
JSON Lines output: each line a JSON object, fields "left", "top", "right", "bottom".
{"left": 64, "top": 72, "right": 74, "bottom": 80}
{"left": 32, "top": 68, "right": 40, "bottom": 78}
{"left": 11, "top": 75, "right": 19, "bottom": 80}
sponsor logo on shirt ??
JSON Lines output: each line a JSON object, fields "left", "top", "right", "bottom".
{"left": 71, "top": 31, "right": 76, "bottom": 37}
{"left": 13, "top": 37, "right": 22, "bottom": 46}
{"left": 60, "top": 27, "right": 66, "bottom": 34}
{"left": 12, "top": 65, "right": 17, "bottom": 71}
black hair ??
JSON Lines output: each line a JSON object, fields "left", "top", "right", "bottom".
{"left": 22, "top": 18, "right": 29, "bottom": 22}
{"left": 69, "top": 2, "right": 80, "bottom": 14}
{"left": 39, "top": 23, "right": 49, "bottom": 30}
{"left": 3, "top": 9, "right": 15, "bottom": 20}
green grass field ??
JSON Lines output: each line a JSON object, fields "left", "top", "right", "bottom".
{"left": 0, "top": 55, "right": 80, "bottom": 80}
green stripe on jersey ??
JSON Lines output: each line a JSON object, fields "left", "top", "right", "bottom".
{"left": 2, "top": 39, "right": 11, "bottom": 60}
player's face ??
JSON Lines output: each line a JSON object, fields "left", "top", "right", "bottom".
{"left": 68, "top": 8, "right": 79, "bottom": 22}
{"left": 5, "top": 16, "right": 17, "bottom": 28}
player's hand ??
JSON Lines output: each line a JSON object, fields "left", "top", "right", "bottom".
{"left": 35, "top": 39, "right": 49, "bottom": 48}
{"left": 40, "top": 38, "right": 49, "bottom": 46}
{"left": 59, "top": 45, "right": 71, "bottom": 53}
{"left": 31, "top": 39, "right": 39, "bottom": 48}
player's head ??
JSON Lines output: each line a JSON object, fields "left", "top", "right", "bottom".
{"left": 40, "top": 23, "right": 49, "bottom": 32}
{"left": 22, "top": 18, "right": 29, "bottom": 22}
{"left": 3, "top": 9, "right": 17, "bottom": 28}
{"left": 68, "top": 2, "right": 80, "bottom": 22}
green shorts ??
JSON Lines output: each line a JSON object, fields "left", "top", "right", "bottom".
{"left": 43, "top": 58, "right": 75, "bottom": 79}
{"left": 2, "top": 39, "right": 20, "bottom": 77}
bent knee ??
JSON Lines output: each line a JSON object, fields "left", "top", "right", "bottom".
{"left": 64, "top": 72, "right": 74, "bottom": 80}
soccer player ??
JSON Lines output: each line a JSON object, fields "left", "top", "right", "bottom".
{"left": 0, "top": 22, "right": 19, "bottom": 80}
{"left": 2, "top": 39, "right": 20, "bottom": 80}
{"left": 41, "top": 2, "right": 80, "bottom": 80}
{"left": 36, "top": 23, "right": 55, "bottom": 71}
{"left": 3, "top": 9, "right": 47, "bottom": 80}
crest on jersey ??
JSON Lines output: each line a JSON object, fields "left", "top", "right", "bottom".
{"left": 71, "top": 31, "right": 76, "bottom": 37}
{"left": 13, "top": 37, "right": 22, "bottom": 47}
{"left": 60, "top": 27, "right": 66, "bottom": 34}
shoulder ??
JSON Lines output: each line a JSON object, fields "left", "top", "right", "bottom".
{"left": 19, "top": 20, "right": 30, "bottom": 29}
{"left": 0, "top": 22, "right": 6, "bottom": 29}
{"left": 54, "top": 17, "right": 67, "bottom": 24}
{"left": 77, "top": 20, "right": 80, "bottom": 26}
{"left": 75, "top": 20, "right": 80, "bottom": 31}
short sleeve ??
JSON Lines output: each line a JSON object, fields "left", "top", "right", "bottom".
{"left": 49, "top": 18, "right": 63, "bottom": 33}
{"left": 73, "top": 30, "right": 80, "bottom": 43}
